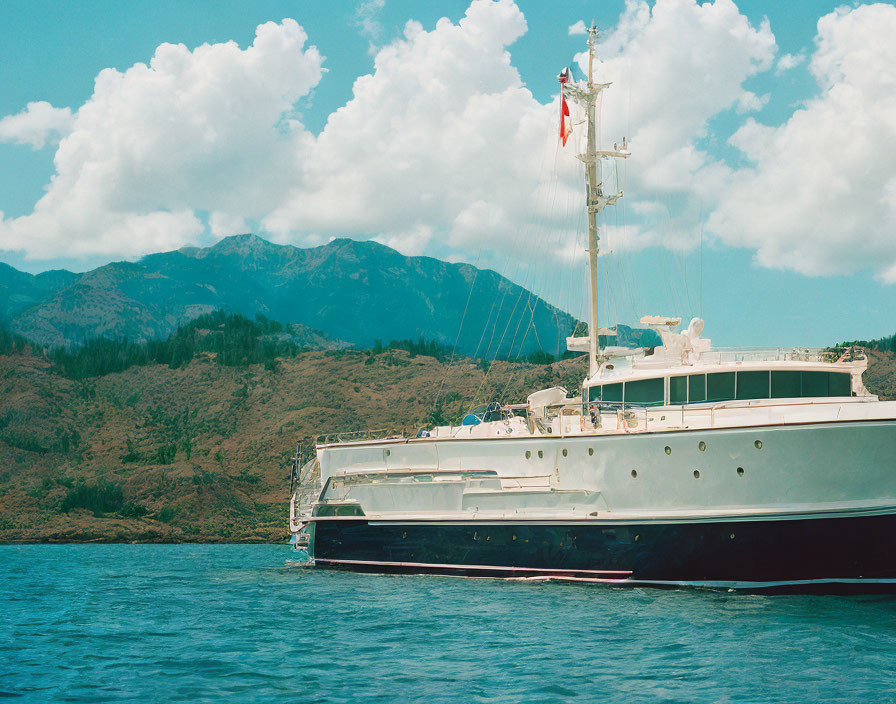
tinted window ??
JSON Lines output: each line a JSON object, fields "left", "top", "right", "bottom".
{"left": 771, "top": 370, "right": 801, "bottom": 398}
{"left": 801, "top": 371, "right": 829, "bottom": 397}
{"left": 830, "top": 372, "right": 851, "bottom": 396}
{"left": 736, "top": 371, "right": 770, "bottom": 400}
{"left": 688, "top": 374, "right": 707, "bottom": 403}
{"left": 669, "top": 375, "right": 688, "bottom": 405}
{"left": 706, "top": 372, "right": 735, "bottom": 402}
{"left": 625, "top": 377, "right": 664, "bottom": 406}
{"left": 602, "top": 383, "right": 622, "bottom": 402}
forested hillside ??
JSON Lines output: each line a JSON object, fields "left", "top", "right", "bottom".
{"left": 0, "top": 325, "right": 588, "bottom": 543}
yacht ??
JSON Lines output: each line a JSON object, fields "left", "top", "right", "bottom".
{"left": 288, "top": 28, "right": 896, "bottom": 591}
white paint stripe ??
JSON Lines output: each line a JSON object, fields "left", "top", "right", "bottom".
{"left": 628, "top": 577, "right": 896, "bottom": 589}
{"left": 307, "top": 504, "right": 896, "bottom": 526}
{"left": 313, "top": 557, "right": 632, "bottom": 576}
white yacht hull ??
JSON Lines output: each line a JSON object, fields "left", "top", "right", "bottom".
{"left": 300, "top": 419, "right": 896, "bottom": 591}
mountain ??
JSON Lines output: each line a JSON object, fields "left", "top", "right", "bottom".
{"left": 1, "top": 235, "right": 577, "bottom": 356}
{"left": 0, "top": 262, "right": 79, "bottom": 322}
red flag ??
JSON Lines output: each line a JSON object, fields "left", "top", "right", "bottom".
{"left": 560, "top": 93, "right": 571, "bottom": 146}
{"left": 558, "top": 68, "right": 571, "bottom": 146}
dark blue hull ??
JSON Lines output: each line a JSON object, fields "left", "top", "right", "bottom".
{"left": 308, "top": 512, "right": 896, "bottom": 591}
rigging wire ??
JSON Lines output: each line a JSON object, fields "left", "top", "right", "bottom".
{"left": 431, "top": 247, "right": 481, "bottom": 413}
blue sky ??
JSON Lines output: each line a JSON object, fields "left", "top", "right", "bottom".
{"left": 1, "top": 0, "right": 895, "bottom": 347}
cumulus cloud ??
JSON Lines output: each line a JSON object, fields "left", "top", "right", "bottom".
{"left": 0, "top": 19, "right": 323, "bottom": 259}
{"left": 708, "top": 3, "right": 896, "bottom": 280}
{"left": 0, "top": 101, "right": 74, "bottom": 149}
{"left": 266, "top": 0, "right": 776, "bottom": 263}
{"left": 0, "top": 0, "right": 782, "bottom": 277}
{"left": 263, "top": 0, "right": 568, "bottom": 262}
{"left": 568, "top": 20, "right": 587, "bottom": 35}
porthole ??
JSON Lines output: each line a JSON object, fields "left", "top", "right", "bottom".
{"left": 562, "top": 448, "right": 568, "bottom": 457}
{"left": 698, "top": 441, "right": 706, "bottom": 452}
{"left": 693, "top": 470, "right": 701, "bottom": 479}
{"left": 384, "top": 449, "right": 390, "bottom": 457}
{"left": 588, "top": 448, "right": 594, "bottom": 456}
{"left": 754, "top": 440, "right": 763, "bottom": 450}
{"left": 737, "top": 467, "right": 745, "bottom": 477}
{"left": 631, "top": 469, "right": 638, "bottom": 478}
{"left": 525, "top": 450, "right": 531, "bottom": 459}
{"left": 664, "top": 446, "right": 672, "bottom": 455}
{"left": 538, "top": 450, "right": 544, "bottom": 459}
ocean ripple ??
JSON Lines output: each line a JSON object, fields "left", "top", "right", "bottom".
{"left": 1, "top": 545, "right": 895, "bottom": 703}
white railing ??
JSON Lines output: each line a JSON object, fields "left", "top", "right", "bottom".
{"left": 695, "top": 346, "right": 864, "bottom": 365}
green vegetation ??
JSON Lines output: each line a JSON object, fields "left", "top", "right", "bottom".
{"left": 841, "top": 333, "right": 896, "bottom": 355}
{"left": 60, "top": 482, "right": 125, "bottom": 514}
{"left": 119, "top": 502, "right": 148, "bottom": 518}
{"left": 0, "top": 328, "right": 32, "bottom": 356}
{"left": 4, "top": 311, "right": 584, "bottom": 385}
{"left": 50, "top": 311, "right": 311, "bottom": 379}
{"left": 370, "top": 337, "right": 452, "bottom": 361}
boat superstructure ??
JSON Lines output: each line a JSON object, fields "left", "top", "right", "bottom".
{"left": 288, "top": 28, "right": 896, "bottom": 591}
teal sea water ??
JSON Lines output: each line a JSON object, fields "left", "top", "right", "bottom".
{"left": 2, "top": 544, "right": 895, "bottom": 703}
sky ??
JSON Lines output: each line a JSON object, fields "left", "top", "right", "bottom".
{"left": 1, "top": 0, "right": 895, "bottom": 347}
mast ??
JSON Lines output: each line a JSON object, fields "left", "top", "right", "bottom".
{"left": 561, "top": 26, "right": 630, "bottom": 376}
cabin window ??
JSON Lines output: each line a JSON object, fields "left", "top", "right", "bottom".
{"left": 771, "top": 371, "right": 801, "bottom": 398}
{"left": 624, "top": 377, "right": 665, "bottom": 406}
{"left": 588, "top": 369, "right": 851, "bottom": 408}
{"left": 830, "top": 372, "right": 851, "bottom": 396}
{"left": 706, "top": 372, "right": 735, "bottom": 402}
{"left": 771, "top": 370, "right": 851, "bottom": 398}
{"left": 736, "top": 371, "right": 770, "bottom": 400}
{"left": 602, "top": 383, "right": 623, "bottom": 403}
{"left": 688, "top": 374, "right": 707, "bottom": 403}
{"left": 669, "top": 375, "right": 688, "bottom": 405}
{"left": 802, "top": 371, "right": 829, "bottom": 397}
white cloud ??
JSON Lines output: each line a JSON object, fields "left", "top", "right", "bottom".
{"left": 0, "top": 19, "right": 323, "bottom": 260}
{"left": 736, "top": 90, "right": 770, "bottom": 113}
{"left": 265, "top": 0, "right": 776, "bottom": 267}
{"left": 209, "top": 211, "right": 249, "bottom": 238}
{"left": 568, "top": 20, "right": 587, "bottom": 35}
{"left": 0, "top": 101, "right": 74, "bottom": 149}
{"left": 263, "top": 0, "right": 565, "bottom": 262}
{"left": 0, "top": 0, "right": 779, "bottom": 284}
{"left": 355, "top": 0, "right": 387, "bottom": 54}
{"left": 356, "top": 0, "right": 387, "bottom": 39}
{"left": 708, "top": 3, "right": 896, "bottom": 281}
{"left": 570, "top": 0, "right": 776, "bottom": 247}
{"left": 775, "top": 51, "right": 805, "bottom": 74}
